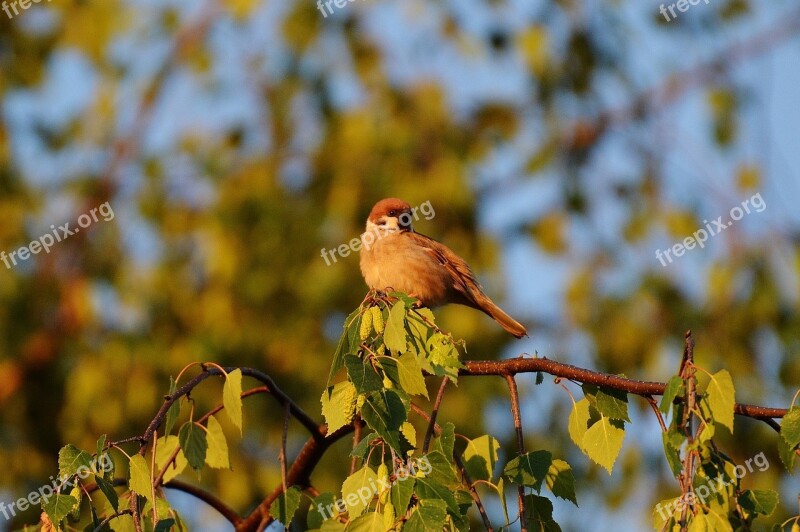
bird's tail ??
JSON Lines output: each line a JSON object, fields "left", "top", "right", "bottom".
{"left": 474, "top": 294, "right": 528, "bottom": 338}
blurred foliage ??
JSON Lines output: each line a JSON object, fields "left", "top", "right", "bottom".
{"left": 0, "top": 0, "right": 799, "bottom": 529}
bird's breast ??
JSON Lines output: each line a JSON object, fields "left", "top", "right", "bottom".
{"left": 360, "top": 232, "right": 450, "bottom": 306}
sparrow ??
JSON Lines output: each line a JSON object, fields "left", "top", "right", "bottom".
{"left": 359, "top": 198, "right": 527, "bottom": 338}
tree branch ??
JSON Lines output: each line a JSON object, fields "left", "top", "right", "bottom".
{"left": 460, "top": 358, "right": 789, "bottom": 419}
{"left": 164, "top": 479, "right": 242, "bottom": 526}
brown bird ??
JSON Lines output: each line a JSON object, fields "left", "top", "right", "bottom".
{"left": 359, "top": 198, "right": 527, "bottom": 338}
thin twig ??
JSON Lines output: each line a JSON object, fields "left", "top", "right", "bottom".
{"left": 153, "top": 386, "right": 271, "bottom": 487}
{"left": 93, "top": 510, "right": 133, "bottom": 532}
{"left": 350, "top": 414, "right": 362, "bottom": 475}
{"left": 423, "top": 378, "right": 449, "bottom": 453}
{"left": 410, "top": 404, "right": 494, "bottom": 531}
{"left": 646, "top": 395, "right": 668, "bottom": 433}
{"left": 679, "top": 331, "right": 697, "bottom": 529}
{"left": 504, "top": 374, "right": 527, "bottom": 532}
{"left": 280, "top": 402, "right": 290, "bottom": 495}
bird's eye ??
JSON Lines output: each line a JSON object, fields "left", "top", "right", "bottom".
{"left": 388, "top": 210, "right": 396, "bottom": 216}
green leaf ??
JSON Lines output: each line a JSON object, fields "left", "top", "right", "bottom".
{"left": 463, "top": 435, "right": 501, "bottom": 482}
{"left": 405, "top": 308, "right": 435, "bottom": 354}
{"left": 223, "top": 368, "right": 243, "bottom": 435}
{"left": 350, "top": 432, "right": 378, "bottom": 460}
{"left": 308, "top": 493, "right": 338, "bottom": 528}
{"left": 269, "top": 486, "right": 302, "bottom": 527}
{"left": 781, "top": 407, "right": 800, "bottom": 448}
{"left": 582, "top": 416, "right": 625, "bottom": 473}
{"left": 381, "top": 352, "right": 428, "bottom": 398}
{"left": 401, "top": 421, "right": 417, "bottom": 447}
{"left": 108, "top": 513, "right": 136, "bottom": 532}
{"left": 593, "top": 387, "right": 630, "bottom": 422}
{"left": 523, "top": 494, "right": 562, "bottom": 532}
{"left": 568, "top": 398, "right": 591, "bottom": 452}
{"left": 58, "top": 444, "right": 93, "bottom": 478}
{"left": 341, "top": 466, "right": 379, "bottom": 518}
{"left": 347, "top": 309, "right": 364, "bottom": 353}
{"left": 154, "top": 435, "right": 188, "bottom": 483}
{"left": 327, "top": 308, "right": 361, "bottom": 390}
{"left": 660, "top": 376, "right": 684, "bottom": 414}
{"left": 696, "top": 412, "right": 716, "bottom": 443}
{"left": 154, "top": 519, "right": 176, "bottom": 532}
{"left": 389, "top": 291, "right": 419, "bottom": 307}
{"left": 95, "top": 474, "right": 119, "bottom": 512}
{"left": 404, "top": 499, "right": 447, "bottom": 532}
{"left": 143, "top": 496, "right": 173, "bottom": 521}
{"left": 653, "top": 497, "right": 680, "bottom": 529}
{"left": 205, "top": 415, "right": 230, "bottom": 469}
{"left": 423, "top": 450, "right": 458, "bottom": 486}
{"left": 128, "top": 454, "right": 153, "bottom": 502}
{"left": 101, "top": 450, "right": 116, "bottom": 483}
{"left": 42, "top": 492, "right": 79, "bottom": 525}
{"left": 687, "top": 512, "right": 712, "bottom": 532}
{"left": 96, "top": 434, "right": 107, "bottom": 459}
{"left": 414, "top": 476, "right": 460, "bottom": 517}
{"left": 546, "top": 459, "right": 577, "bottom": 506}
{"left": 778, "top": 434, "right": 797, "bottom": 472}
{"left": 321, "top": 381, "right": 357, "bottom": 434}
{"left": 345, "top": 355, "right": 383, "bottom": 394}
{"left": 432, "top": 422, "right": 455, "bottom": 458}
{"left": 179, "top": 422, "right": 208, "bottom": 472}
{"left": 360, "top": 390, "right": 407, "bottom": 452}
{"left": 662, "top": 429, "right": 683, "bottom": 478}
{"left": 738, "top": 489, "right": 778, "bottom": 516}
{"left": 504, "top": 450, "right": 552, "bottom": 491}
{"left": 68, "top": 484, "right": 82, "bottom": 520}
{"left": 389, "top": 474, "right": 415, "bottom": 513}
{"left": 496, "top": 477, "right": 510, "bottom": 525}
{"left": 706, "top": 369, "right": 735, "bottom": 432}
{"left": 384, "top": 302, "right": 408, "bottom": 354}
{"left": 346, "top": 511, "right": 383, "bottom": 532}
{"left": 164, "top": 376, "right": 181, "bottom": 438}
{"left": 426, "top": 333, "right": 464, "bottom": 382}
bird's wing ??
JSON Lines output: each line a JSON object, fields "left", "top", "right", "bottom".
{"left": 405, "top": 231, "right": 483, "bottom": 305}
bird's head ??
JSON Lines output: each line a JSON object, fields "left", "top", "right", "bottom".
{"left": 366, "top": 198, "right": 415, "bottom": 233}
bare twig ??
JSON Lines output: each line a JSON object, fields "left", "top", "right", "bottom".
{"left": 504, "top": 374, "right": 527, "bottom": 532}
{"left": 423, "top": 378, "right": 449, "bottom": 453}
{"left": 350, "top": 414, "right": 362, "bottom": 475}
{"left": 679, "top": 331, "right": 697, "bottom": 529}
{"left": 646, "top": 395, "right": 668, "bottom": 433}
{"left": 280, "top": 402, "right": 290, "bottom": 495}
{"left": 410, "top": 403, "right": 494, "bottom": 531}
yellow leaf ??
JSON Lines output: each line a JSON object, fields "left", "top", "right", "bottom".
{"left": 530, "top": 211, "right": 568, "bottom": 254}
{"left": 518, "top": 26, "right": 549, "bottom": 76}
{"left": 224, "top": 0, "right": 260, "bottom": 19}
{"left": 736, "top": 164, "right": 760, "bottom": 191}
{"left": 664, "top": 210, "right": 697, "bottom": 240}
